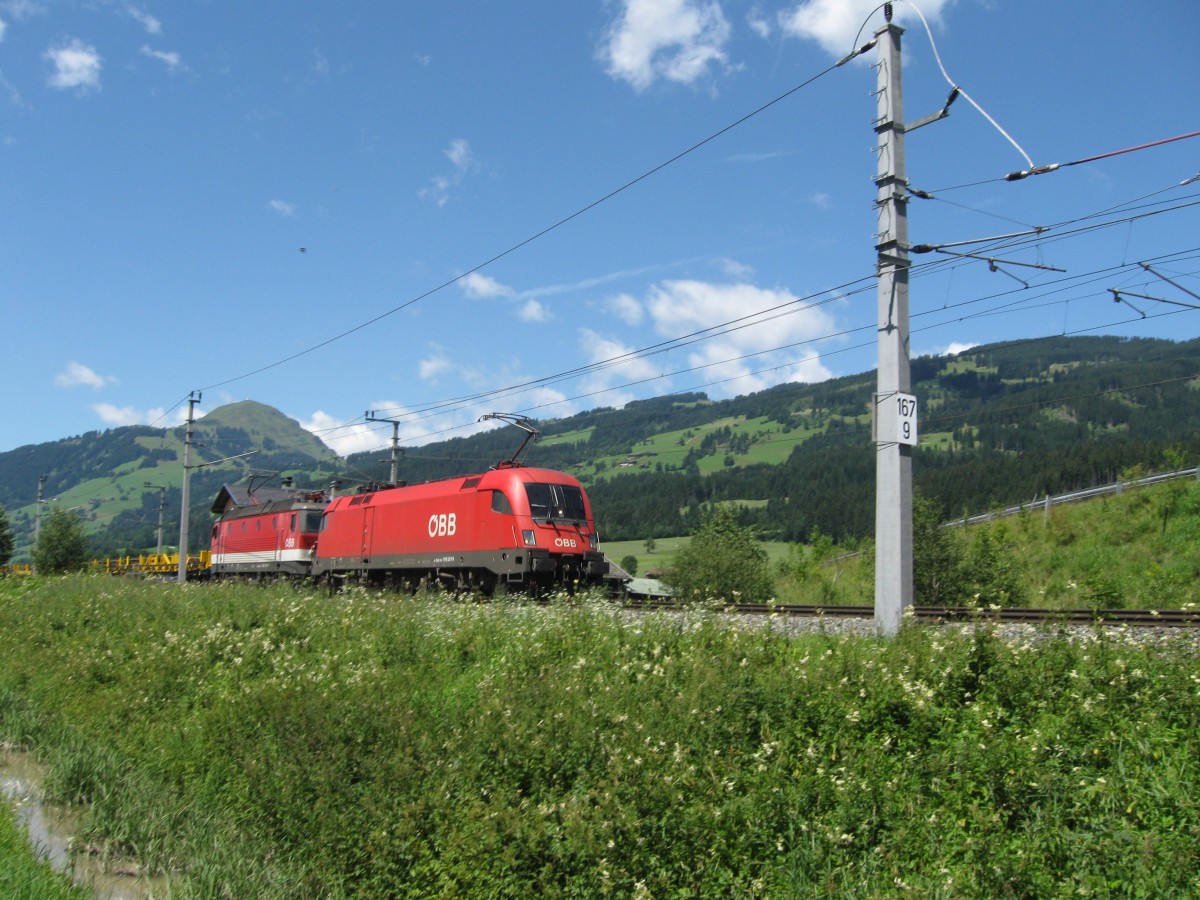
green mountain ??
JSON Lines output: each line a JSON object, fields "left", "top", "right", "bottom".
{"left": 0, "top": 400, "right": 336, "bottom": 560}
{"left": 189, "top": 400, "right": 334, "bottom": 467}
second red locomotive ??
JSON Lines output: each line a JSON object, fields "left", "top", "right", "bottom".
{"left": 209, "top": 480, "right": 326, "bottom": 578}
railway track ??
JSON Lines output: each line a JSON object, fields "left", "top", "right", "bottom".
{"left": 623, "top": 599, "right": 1200, "bottom": 628}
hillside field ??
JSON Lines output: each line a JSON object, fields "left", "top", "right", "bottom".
{"left": 605, "top": 474, "right": 1200, "bottom": 610}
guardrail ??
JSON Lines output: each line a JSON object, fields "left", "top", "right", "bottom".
{"left": 813, "top": 465, "right": 1199, "bottom": 566}
{"left": 951, "top": 466, "right": 1200, "bottom": 528}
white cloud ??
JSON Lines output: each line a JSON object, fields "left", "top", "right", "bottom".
{"left": 3, "top": 2, "right": 44, "bottom": 24}
{"left": 577, "top": 328, "right": 665, "bottom": 404}
{"left": 725, "top": 149, "right": 792, "bottom": 164}
{"left": 299, "top": 410, "right": 383, "bottom": 457}
{"left": 520, "top": 385, "right": 573, "bottom": 419}
{"left": 779, "top": 0, "right": 953, "bottom": 59}
{"left": 459, "top": 271, "right": 513, "bottom": 299}
{"left": 747, "top": 12, "right": 771, "bottom": 39}
{"left": 0, "top": 18, "right": 7, "bottom": 42}
{"left": 301, "top": 404, "right": 510, "bottom": 456}
{"left": 44, "top": 38, "right": 102, "bottom": 92}
{"left": 91, "top": 402, "right": 177, "bottom": 428}
{"left": 607, "top": 293, "right": 644, "bottom": 326}
{"left": 56, "top": 361, "right": 115, "bottom": 389}
{"left": 418, "top": 175, "right": 453, "bottom": 207}
{"left": 126, "top": 5, "right": 162, "bottom": 35}
{"left": 457, "top": 272, "right": 550, "bottom": 322}
{"left": 676, "top": 340, "right": 831, "bottom": 397}
{"left": 600, "top": 0, "right": 732, "bottom": 92}
{"left": 140, "top": 45, "right": 181, "bottom": 72}
{"left": 419, "top": 353, "right": 452, "bottom": 382}
{"left": 717, "top": 256, "right": 754, "bottom": 279}
{"left": 313, "top": 47, "right": 330, "bottom": 79}
{"left": 915, "top": 340, "right": 978, "bottom": 359}
{"left": 269, "top": 199, "right": 295, "bottom": 216}
{"left": 945, "top": 341, "right": 978, "bottom": 356}
{"left": 581, "top": 330, "right": 661, "bottom": 379}
{"left": 445, "top": 137, "right": 473, "bottom": 170}
{"left": 518, "top": 299, "right": 551, "bottom": 323}
{"left": 517, "top": 262, "right": 662, "bottom": 303}
{"left": 644, "top": 279, "right": 835, "bottom": 397}
{"left": 91, "top": 404, "right": 141, "bottom": 426}
{"left": 418, "top": 138, "right": 479, "bottom": 206}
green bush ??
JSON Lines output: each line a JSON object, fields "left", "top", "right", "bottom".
{"left": 0, "top": 505, "right": 13, "bottom": 568}
{"left": 31, "top": 508, "right": 89, "bottom": 574}
{"left": 913, "top": 497, "right": 1025, "bottom": 606}
{"left": 913, "top": 494, "right": 964, "bottom": 605}
{"left": 662, "top": 505, "right": 773, "bottom": 602}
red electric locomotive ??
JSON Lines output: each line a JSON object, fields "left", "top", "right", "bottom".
{"left": 311, "top": 465, "right": 608, "bottom": 592}
{"left": 209, "top": 478, "right": 327, "bottom": 578}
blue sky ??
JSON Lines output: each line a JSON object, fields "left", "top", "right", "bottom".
{"left": 2, "top": 0, "right": 1197, "bottom": 457}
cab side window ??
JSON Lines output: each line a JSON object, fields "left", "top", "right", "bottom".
{"left": 491, "top": 490, "right": 513, "bottom": 514}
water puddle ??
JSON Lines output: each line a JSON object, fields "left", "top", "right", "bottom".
{"left": 1, "top": 748, "right": 172, "bottom": 899}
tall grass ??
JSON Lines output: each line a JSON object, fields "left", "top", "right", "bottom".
{"left": 0, "top": 575, "right": 1198, "bottom": 896}
{"left": 0, "top": 800, "right": 88, "bottom": 899}
{"left": 719, "top": 479, "right": 1200, "bottom": 608}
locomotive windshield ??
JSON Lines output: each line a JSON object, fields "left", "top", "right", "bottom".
{"left": 525, "top": 482, "right": 587, "bottom": 524}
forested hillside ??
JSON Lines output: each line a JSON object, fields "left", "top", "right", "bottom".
{"left": 344, "top": 335, "right": 1200, "bottom": 542}
{"left": 2, "top": 335, "right": 1197, "bottom": 557}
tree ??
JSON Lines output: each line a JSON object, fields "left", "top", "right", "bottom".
{"left": 663, "top": 505, "right": 773, "bottom": 603}
{"left": 619, "top": 555, "right": 638, "bottom": 577}
{"left": 912, "top": 494, "right": 1025, "bottom": 607}
{"left": 32, "top": 507, "right": 90, "bottom": 574}
{"left": 0, "top": 505, "right": 12, "bottom": 568}
{"left": 912, "top": 494, "right": 965, "bottom": 606}
{"left": 963, "top": 525, "right": 1024, "bottom": 606}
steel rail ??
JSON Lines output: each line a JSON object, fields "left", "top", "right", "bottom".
{"left": 621, "top": 598, "right": 1200, "bottom": 628}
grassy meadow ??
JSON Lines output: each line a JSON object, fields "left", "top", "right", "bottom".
{"left": 0, "top": 575, "right": 1198, "bottom": 897}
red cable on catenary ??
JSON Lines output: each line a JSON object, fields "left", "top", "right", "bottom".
{"left": 1006, "top": 128, "right": 1200, "bottom": 181}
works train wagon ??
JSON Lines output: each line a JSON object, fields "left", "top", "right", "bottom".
{"left": 312, "top": 466, "right": 608, "bottom": 592}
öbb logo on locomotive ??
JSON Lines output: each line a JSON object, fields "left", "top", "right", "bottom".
{"left": 428, "top": 513, "right": 457, "bottom": 537}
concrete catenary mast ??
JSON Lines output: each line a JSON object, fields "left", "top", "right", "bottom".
{"left": 177, "top": 391, "right": 201, "bottom": 583}
{"left": 873, "top": 7, "right": 915, "bottom": 635}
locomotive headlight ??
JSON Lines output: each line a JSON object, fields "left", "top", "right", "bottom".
{"left": 588, "top": 533, "right": 598, "bottom": 549}
{"left": 522, "top": 530, "right": 537, "bottom": 547}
